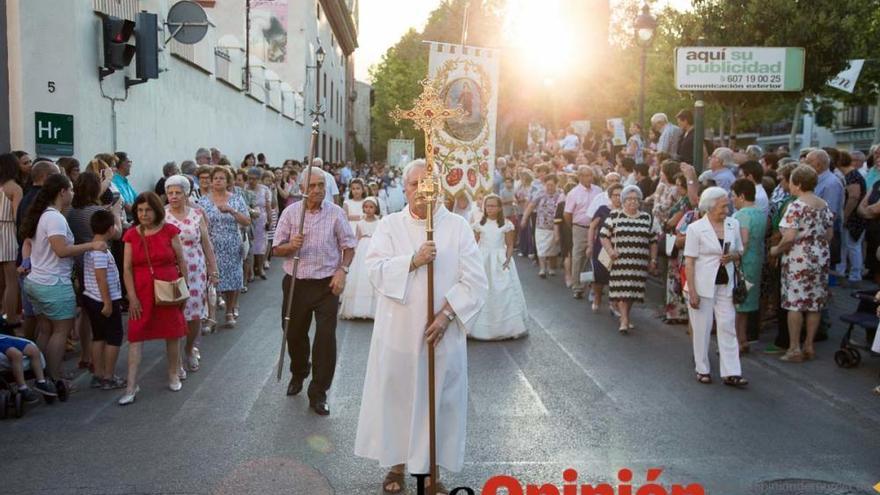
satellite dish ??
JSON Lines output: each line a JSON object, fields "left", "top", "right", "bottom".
{"left": 165, "top": 0, "right": 211, "bottom": 45}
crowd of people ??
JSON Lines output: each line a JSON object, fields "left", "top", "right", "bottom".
{"left": 458, "top": 114, "right": 880, "bottom": 392}
{"left": 0, "top": 147, "right": 390, "bottom": 406}
{"left": 3, "top": 115, "right": 880, "bottom": 415}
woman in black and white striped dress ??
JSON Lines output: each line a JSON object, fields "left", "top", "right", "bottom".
{"left": 600, "top": 185, "right": 659, "bottom": 333}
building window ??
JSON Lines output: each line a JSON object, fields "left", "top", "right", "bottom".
{"left": 317, "top": 2, "right": 321, "bottom": 20}
{"left": 331, "top": 35, "right": 335, "bottom": 47}
{"left": 321, "top": 134, "right": 327, "bottom": 160}
{"left": 331, "top": 81, "right": 335, "bottom": 119}
{"left": 337, "top": 140, "right": 341, "bottom": 161}
{"left": 323, "top": 74, "right": 327, "bottom": 99}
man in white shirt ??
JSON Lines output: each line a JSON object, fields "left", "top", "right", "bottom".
{"left": 564, "top": 166, "right": 603, "bottom": 299}
{"left": 739, "top": 160, "right": 769, "bottom": 216}
{"left": 312, "top": 158, "right": 340, "bottom": 204}
{"left": 586, "top": 172, "right": 622, "bottom": 219}
{"left": 651, "top": 113, "right": 683, "bottom": 157}
{"left": 560, "top": 126, "right": 580, "bottom": 164}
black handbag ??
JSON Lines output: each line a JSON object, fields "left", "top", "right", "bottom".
{"left": 732, "top": 261, "right": 748, "bottom": 305}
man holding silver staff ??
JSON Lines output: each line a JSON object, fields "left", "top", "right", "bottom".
{"left": 272, "top": 166, "right": 356, "bottom": 416}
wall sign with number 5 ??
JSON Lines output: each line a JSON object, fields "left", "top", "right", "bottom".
{"left": 48, "top": 81, "right": 56, "bottom": 93}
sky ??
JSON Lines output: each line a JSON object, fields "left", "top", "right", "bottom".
{"left": 354, "top": 0, "right": 693, "bottom": 83}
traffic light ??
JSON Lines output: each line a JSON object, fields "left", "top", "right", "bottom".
{"left": 99, "top": 15, "right": 135, "bottom": 79}
{"left": 131, "top": 12, "right": 159, "bottom": 85}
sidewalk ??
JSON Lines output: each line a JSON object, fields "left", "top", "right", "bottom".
{"left": 643, "top": 275, "right": 880, "bottom": 425}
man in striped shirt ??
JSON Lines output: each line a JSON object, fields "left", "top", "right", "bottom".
{"left": 273, "top": 166, "right": 356, "bottom": 416}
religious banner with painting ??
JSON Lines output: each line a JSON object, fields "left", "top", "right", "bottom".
{"left": 427, "top": 42, "right": 500, "bottom": 196}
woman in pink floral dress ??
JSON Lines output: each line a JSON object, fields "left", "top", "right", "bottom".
{"left": 770, "top": 165, "right": 833, "bottom": 363}
{"left": 164, "top": 176, "right": 219, "bottom": 373}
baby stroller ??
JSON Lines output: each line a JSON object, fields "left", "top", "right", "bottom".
{"left": 835, "top": 289, "right": 879, "bottom": 368}
{"left": 0, "top": 325, "right": 68, "bottom": 418}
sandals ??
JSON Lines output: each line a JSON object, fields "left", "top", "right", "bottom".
{"left": 382, "top": 470, "right": 405, "bottom": 494}
{"left": 618, "top": 324, "right": 628, "bottom": 335}
{"left": 186, "top": 354, "right": 200, "bottom": 372}
{"left": 723, "top": 376, "right": 749, "bottom": 388}
{"left": 696, "top": 373, "right": 712, "bottom": 384}
{"left": 802, "top": 349, "right": 816, "bottom": 360}
{"left": 780, "top": 349, "right": 804, "bottom": 362}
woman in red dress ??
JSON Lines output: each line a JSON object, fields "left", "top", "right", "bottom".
{"left": 119, "top": 192, "right": 188, "bottom": 405}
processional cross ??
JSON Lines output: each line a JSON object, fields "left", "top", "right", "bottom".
{"left": 389, "top": 79, "right": 463, "bottom": 495}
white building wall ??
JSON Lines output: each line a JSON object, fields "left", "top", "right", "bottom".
{"left": 208, "top": 0, "right": 352, "bottom": 164}
{"left": 6, "top": 0, "right": 308, "bottom": 193}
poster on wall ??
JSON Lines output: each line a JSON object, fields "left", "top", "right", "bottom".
{"left": 251, "top": 0, "right": 288, "bottom": 63}
{"left": 607, "top": 118, "right": 627, "bottom": 146}
{"left": 427, "top": 42, "right": 501, "bottom": 196}
{"left": 387, "top": 139, "right": 415, "bottom": 170}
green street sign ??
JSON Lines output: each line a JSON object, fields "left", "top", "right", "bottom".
{"left": 35, "top": 112, "right": 74, "bottom": 156}
{"left": 674, "top": 47, "right": 805, "bottom": 92}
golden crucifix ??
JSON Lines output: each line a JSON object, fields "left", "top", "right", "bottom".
{"left": 389, "top": 78, "right": 463, "bottom": 495}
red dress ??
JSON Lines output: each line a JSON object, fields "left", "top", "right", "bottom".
{"left": 123, "top": 223, "right": 186, "bottom": 342}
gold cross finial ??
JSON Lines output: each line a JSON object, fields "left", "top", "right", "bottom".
{"left": 390, "top": 79, "right": 464, "bottom": 181}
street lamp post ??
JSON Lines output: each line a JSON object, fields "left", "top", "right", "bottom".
{"left": 634, "top": 3, "right": 656, "bottom": 140}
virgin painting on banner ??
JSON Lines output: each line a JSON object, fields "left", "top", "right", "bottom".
{"left": 428, "top": 42, "right": 500, "bottom": 197}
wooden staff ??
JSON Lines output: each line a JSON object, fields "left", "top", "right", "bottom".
{"left": 276, "top": 122, "right": 319, "bottom": 381}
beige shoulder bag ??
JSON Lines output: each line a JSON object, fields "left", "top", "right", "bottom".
{"left": 138, "top": 226, "right": 189, "bottom": 306}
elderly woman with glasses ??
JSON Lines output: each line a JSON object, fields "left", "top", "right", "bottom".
{"left": 164, "top": 175, "right": 219, "bottom": 372}
{"left": 599, "top": 185, "right": 659, "bottom": 333}
{"left": 684, "top": 187, "right": 748, "bottom": 387}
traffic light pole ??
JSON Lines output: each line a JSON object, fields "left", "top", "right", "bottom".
{"left": 691, "top": 37, "right": 706, "bottom": 174}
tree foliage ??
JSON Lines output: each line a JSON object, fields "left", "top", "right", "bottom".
{"left": 368, "top": 0, "right": 878, "bottom": 159}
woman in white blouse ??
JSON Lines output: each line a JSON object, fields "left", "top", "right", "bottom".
{"left": 684, "top": 187, "right": 748, "bottom": 388}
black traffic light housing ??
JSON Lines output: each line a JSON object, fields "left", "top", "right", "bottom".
{"left": 127, "top": 11, "right": 160, "bottom": 89}
{"left": 99, "top": 14, "right": 135, "bottom": 79}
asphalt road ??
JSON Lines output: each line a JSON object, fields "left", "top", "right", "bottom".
{"left": 2, "top": 258, "right": 879, "bottom": 495}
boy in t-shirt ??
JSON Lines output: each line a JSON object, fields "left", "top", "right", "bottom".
{"left": 81, "top": 210, "right": 126, "bottom": 390}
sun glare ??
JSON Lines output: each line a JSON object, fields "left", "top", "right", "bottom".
{"left": 503, "top": 0, "right": 576, "bottom": 78}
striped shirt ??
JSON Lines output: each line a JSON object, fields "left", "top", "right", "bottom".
{"left": 272, "top": 200, "right": 357, "bottom": 279}
{"left": 83, "top": 250, "right": 122, "bottom": 302}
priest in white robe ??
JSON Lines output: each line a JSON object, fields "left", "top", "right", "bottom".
{"left": 354, "top": 159, "right": 488, "bottom": 493}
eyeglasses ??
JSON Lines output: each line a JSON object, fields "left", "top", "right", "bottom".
{"left": 624, "top": 197, "right": 640, "bottom": 202}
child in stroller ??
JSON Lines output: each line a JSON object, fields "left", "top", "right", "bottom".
{"left": 1, "top": 334, "right": 58, "bottom": 407}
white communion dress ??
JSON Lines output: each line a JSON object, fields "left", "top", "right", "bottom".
{"left": 343, "top": 198, "right": 365, "bottom": 232}
{"left": 339, "top": 219, "right": 379, "bottom": 319}
{"left": 469, "top": 219, "right": 528, "bottom": 340}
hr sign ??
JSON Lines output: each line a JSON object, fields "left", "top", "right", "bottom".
{"left": 35, "top": 112, "right": 74, "bottom": 156}
{"left": 674, "top": 47, "right": 805, "bottom": 92}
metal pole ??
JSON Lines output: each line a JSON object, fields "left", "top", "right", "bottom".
{"left": 693, "top": 98, "right": 704, "bottom": 173}
{"left": 245, "top": 0, "right": 251, "bottom": 92}
{"left": 873, "top": 91, "right": 880, "bottom": 145}
{"left": 788, "top": 99, "right": 802, "bottom": 154}
{"left": 277, "top": 59, "right": 323, "bottom": 381}
{"left": 639, "top": 46, "right": 647, "bottom": 140}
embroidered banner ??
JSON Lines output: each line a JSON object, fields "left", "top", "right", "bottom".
{"left": 427, "top": 42, "right": 500, "bottom": 196}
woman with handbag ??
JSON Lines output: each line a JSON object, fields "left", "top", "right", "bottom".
{"left": 684, "top": 187, "right": 748, "bottom": 387}
{"left": 119, "top": 192, "right": 189, "bottom": 405}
